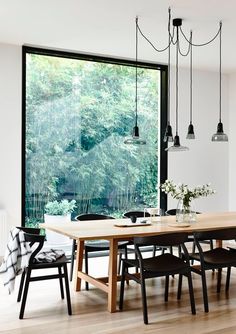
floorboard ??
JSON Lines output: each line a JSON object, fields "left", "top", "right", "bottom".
{"left": 1, "top": 249, "right": 236, "bottom": 333}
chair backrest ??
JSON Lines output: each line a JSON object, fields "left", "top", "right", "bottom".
{"left": 165, "top": 209, "right": 177, "bottom": 216}
{"left": 75, "top": 213, "right": 115, "bottom": 221}
{"left": 134, "top": 232, "right": 189, "bottom": 248}
{"left": 16, "top": 227, "right": 45, "bottom": 266}
{"left": 123, "top": 211, "right": 150, "bottom": 218}
{"left": 166, "top": 209, "right": 201, "bottom": 216}
{"left": 194, "top": 228, "right": 236, "bottom": 242}
{"left": 134, "top": 232, "right": 189, "bottom": 262}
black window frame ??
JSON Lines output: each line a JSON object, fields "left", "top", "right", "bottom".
{"left": 21, "top": 45, "right": 168, "bottom": 226}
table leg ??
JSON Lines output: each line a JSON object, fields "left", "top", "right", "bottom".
{"left": 74, "top": 240, "right": 84, "bottom": 292}
{"left": 108, "top": 239, "right": 118, "bottom": 313}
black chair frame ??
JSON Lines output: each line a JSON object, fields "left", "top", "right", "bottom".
{"left": 119, "top": 232, "right": 196, "bottom": 324}
{"left": 191, "top": 228, "right": 236, "bottom": 313}
{"left": 165, "top": 209, "right": 214, "bottom": 262}
{"left": 123, "top": 210, "right": 168, "bottom": 257}
{"left": 17, "top": 227, "right": 72, "bottom": 319}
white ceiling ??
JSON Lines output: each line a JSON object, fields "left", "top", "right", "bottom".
{"left": 0, "top": 0, "right": 236, "bottom": 73}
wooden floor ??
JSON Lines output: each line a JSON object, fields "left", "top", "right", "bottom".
{"left": 1, "top": 254, "right": 236, "bottom": 333}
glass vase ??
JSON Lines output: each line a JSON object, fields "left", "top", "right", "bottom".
{"left": 176, "top": 199, "right": 197, "bottom": 223}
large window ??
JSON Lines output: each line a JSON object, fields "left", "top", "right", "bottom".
{"left": 22, "top": 47, "right": 167, "bottom": 226}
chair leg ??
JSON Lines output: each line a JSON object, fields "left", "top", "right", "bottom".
{"left": 85, "top": 248, "right": 89, "bottom": 290}
{"left": 70, "top": 239, "right": 76, "bottom": 282}
{"left": 164, "top": 275, "right": 169, "bottom": 302}
{"left": 177, "top": 274, "right": 183, "bottom": 300}
{"left": 135, "top": 252, "right": 139, "bottom": 273}
{"left": 140, "top": 276, "right": 148, "bottom": 325}
{"left": 119, "top": 262, "right": 126, "bottom": 310}
{"left": 152, "top": 246, "right": 156, "bottom": 257}
{"left": 58, "top": 266, "right": 64, "bottom": 299}
{"left": 187, "top": 272, "right": 196, "bottom": 315}
{"left": 226, "top": 267, "right": 231, "bottom": 291}
{"left": 217, "top": 268, "right": 222, "bottom": 293}
{"left": 19, "top": 268, "right": 31, "bottom": 319}
{"left": 117, "top": 250, "right": 122, "bottom": 274}
{"left": 63, "top": 264, "right": 72, "bottom": 315}
{"left": 201, "top": 269, "right": 209, "bottom": 313}
{"left": 210, "top": 240, "right": 214, "bottom": 250}
{"left": 17, "top": 270, "right": 26, "bottom": 302}
{"left": 191, "top": 242, "right": 196, "bottom": 265}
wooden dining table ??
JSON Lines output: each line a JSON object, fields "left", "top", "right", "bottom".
{"left": 41, "top": 211, "right": 236, "bottom": 313}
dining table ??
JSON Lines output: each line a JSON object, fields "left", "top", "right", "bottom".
{"left": 40, "top": 211, "right": 236, "bottom": 313}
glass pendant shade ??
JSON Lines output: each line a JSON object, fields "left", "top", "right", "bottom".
{"left": 164, "top": 123, "right": 174, "bottom": 142}
{"left": 124, "top": 126, "right": 146, "bottom": 145}
{"left": 186, "top": 123, "right": 195, "bottom": 139}
{"left": 165, "top": 135, "right": 189, "bottom": 152}
{"left": 211, "top": 122, "right": 228, "bottom": 142}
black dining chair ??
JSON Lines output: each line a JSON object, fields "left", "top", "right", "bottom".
{"left": 16, "top": 226, "right": 72, "bottom": 319}
{"left": 165, "top": 209, "right": 213, "bottom": 261}
{"left": 123, "top": 210, "right": 168, "bottom": 256}
{"left": 190, "top": 228, "right": 236, "bottom": 312}
{"left": 119, "top": 232, "right": 196, "bottom": 324}
{"left": 70, "top": 213, "right": 129, "bottom": 289}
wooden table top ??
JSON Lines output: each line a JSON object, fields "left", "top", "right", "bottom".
{"left": 40, "top": 211, "right": 236, "bottom": 241}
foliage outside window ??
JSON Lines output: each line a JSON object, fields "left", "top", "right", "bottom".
{"left": 23, "top": 49, "right": 164, "bottom": 227}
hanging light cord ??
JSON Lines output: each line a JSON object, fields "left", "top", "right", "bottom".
{"left": 137, "top": 8, "right": 174, "bottom": 53}
{"left": 180, "top": 23, "right": 221, "bottom": 47}
{"left": 219, "top": 21, "right": 222, "bottom": 122}
{"left": 190, "top": 31, "right": 193, "bottom": 124}
{"left": 135, "top": 16, "right": 138, "bottom": 127}
{"left": 137, "top": 9, "right": 221, "bottom": 56}
{"left": 176, "top": 27, "right": 179, "bottom": 136}
{"left": 167, "top": 9, "right": 171, "bottom": 125}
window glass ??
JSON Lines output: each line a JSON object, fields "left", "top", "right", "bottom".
{"left": 24, "top": 51, "right": 163, "bottom": 226}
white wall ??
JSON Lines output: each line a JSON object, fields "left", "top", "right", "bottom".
{"left": 168, "top": 67, "right": 229, "bottom": 213}
{"left": 228, "top": 73, "right": 236, "bottom": 211}
{"left": 0, "top": 42, "right": 230, "bottom": 232}
{"left": 0, "top": 43, "right": 21, "bottom": 229}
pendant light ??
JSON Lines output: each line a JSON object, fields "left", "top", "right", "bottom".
{"left": 186, "top": 31, "right": 195, "bottom": 139}
{"left": 164, "top": 8, "right": 173, "bottom": 142}
{"left": 166, "top": 19, "right": 189, "bottom": 152}
{"left": 212, "top": 22, "right": 228, "bottom": 142}
{"left": 124, "top": 17, "right": 146, "bottom": 145}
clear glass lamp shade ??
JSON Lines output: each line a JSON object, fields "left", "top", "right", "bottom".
{"left": 165, "top": 135, "right": 189, "bottom": 152}
{"left": 124, "top": 126, "right": 146, "bottom": 145}
{"left": 211, "top": 122, "right": 228, "bottom": 142}
{"left": 186, "top": 123, "right": 195, "bottom": 139}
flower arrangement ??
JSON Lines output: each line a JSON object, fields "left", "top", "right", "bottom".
{"left": 45, "top": 199, "right": 76, "bottom": 216}
{"left": 160, "top": 180, "right": 216, "bottom": 209}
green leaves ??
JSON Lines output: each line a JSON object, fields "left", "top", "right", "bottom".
{"left": 45, "top": 200, "right": 76, "bottom": 215}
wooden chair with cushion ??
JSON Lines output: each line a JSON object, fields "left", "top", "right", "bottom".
{"left": 119, "top": 232, "right": 196, "bottom": 324}
{"left": 70, "top": 213, "right": 128, "bottom": 289}
{"left": 190, "top": 228, "right": 236, "bottom": 312}
{"left": 16, "top": 226, "right": 72, "bottom": 319}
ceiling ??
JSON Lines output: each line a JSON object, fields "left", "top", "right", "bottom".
{"left": 0, "top": 0, "right": 236, "bottom": 73}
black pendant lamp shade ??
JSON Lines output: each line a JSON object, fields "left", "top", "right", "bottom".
{"left": 212, "top": 22, "right": 228, "bottom": 142}
{"left": 124, "top": 17, "right": 146, "bottom": 146}
{"left": 186, "top": 123, "right": 195, "bottom": 139}
{"left": 164, "top": 123, "right": 173, "bottom": 142}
